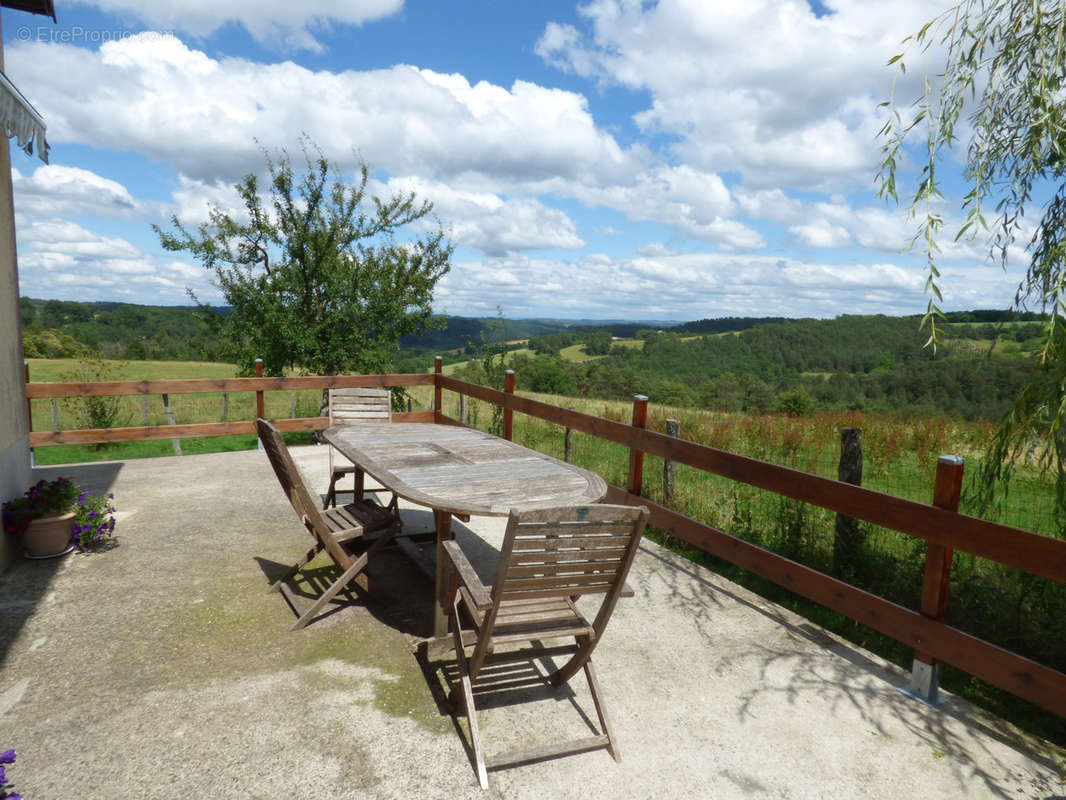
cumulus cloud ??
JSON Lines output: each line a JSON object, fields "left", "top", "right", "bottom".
{"left": 434, "top": 249, "right": 985, "bottom": 320}
{"left": 560, "top": 164, "right": 764, "bottom": 249}
{"left": 790, "top": 219, "right": 851, "bottom": 248}
{"left": 72, "top": 0, "right": 403, "bottom": 51}
{"left": 537, "top": 0, "right": 941, "bottom": 190}
{"left": 16, "top": 219, "right": 216, "bottom": 303}
{"left": 7, "top": 36, "right": 642, "bottom": 188}
{"left": 12, "top": 164, "right": 143, "bottom": 220}
{"left": 378, "top": 177, "right": 584, "bottom": 255}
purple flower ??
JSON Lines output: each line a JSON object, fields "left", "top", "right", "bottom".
{"left": 0, "top": 750, "right": 13, "bottom": 765}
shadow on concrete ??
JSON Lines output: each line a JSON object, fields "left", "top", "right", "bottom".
{"left": 0, "top": 461, "right": 123, "bottom": 666}
{"left": 415, "top": 638, "right": 598, "bottom": 783}
{"left": 250, "top": 509, "right": 501, "bottom": 641}
{"left": 638, "top": 542, "right": 1066, "bottom": 799}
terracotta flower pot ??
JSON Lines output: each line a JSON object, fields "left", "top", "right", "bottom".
{"left": 23, "top": 511, "right": 75, "bottom": 559}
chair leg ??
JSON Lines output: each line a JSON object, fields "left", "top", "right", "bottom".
{"left": 451, "top": 603, "right": 489, "bottom": 789}
{"left": 269, "top": 544, "right": 322, "bottom": 594}
{"left": 582, "top": 658, "right": 619, "bottom": 762}
{"left": 548, "top": 636, "right": 598, "bottom": 686}
{"left": 324, "top": 472, "right": 340, "bottom": 509}
{"left": 288, "top": 528, "right": 396, "bottom": 630}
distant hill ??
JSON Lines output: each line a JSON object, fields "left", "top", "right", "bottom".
{"left": 18, "top": 297, "right": 1046, "bottom": 420}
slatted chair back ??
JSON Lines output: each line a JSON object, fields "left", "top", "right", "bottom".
{"left": 325, "top": 388, "right": 393, "bottom": 507}
{"left": 485, "top": 504, "right": 648, "bottom": 643}
{"left": 443, "top": 503, "right": 649, "bottom": 787}
{"left": 329, "top": 388, "right": 392, "bottom": 425}
{"left": 256, "top": 418, "right": 349, "bottom": 566}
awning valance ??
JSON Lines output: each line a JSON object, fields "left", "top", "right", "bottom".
{"left": 0, "top": 69, "right": 47, "bottom": 163}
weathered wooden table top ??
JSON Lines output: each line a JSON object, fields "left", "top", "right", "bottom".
{"left": 324, "top": 422, "right": 607, "bottom": 516}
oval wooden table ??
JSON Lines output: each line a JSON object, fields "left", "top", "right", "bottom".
{"left": 323, "top": 422, "right": 608, "bottom": 639}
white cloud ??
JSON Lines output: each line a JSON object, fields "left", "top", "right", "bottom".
{"left": 12, "top": 164, "right": 142, "bottom": 220}
{"left": 71, "top": 0, "right": 403, "bottom": 51}
{"left": 7, "top": 36, "right": 643, "bottom": 189}
{"left": 637, "top": 241, "right": 678, "bottom": 257}
{"left": 16, "top": 219, "right": 216, "bottom": 303}
{"left": 734, "top": 187, "right": 805, "bottom": 225}
{"left": 789, "top": 219, "right": 851, "bottom": 248}
{"left": 168, "top": 176, "right": 249, "bottom": 227}
{"left": 436, "top": 250, "right": 957, "bottom": 320}
{"left": 537, "top": 0, "right": 941, "bottom": 190}
{"left": 379, "top": 177, "right": 584, "bottom": 255}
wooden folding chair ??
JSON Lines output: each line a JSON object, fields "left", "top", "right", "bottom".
{"left": 441, "top": 504, "right": 649, "bottom": 788}
{"left": 256, "top": 418, "right": 401, "bottom": 630}
{"left": 324, "top": 387, "right": 393, "bottom": 509}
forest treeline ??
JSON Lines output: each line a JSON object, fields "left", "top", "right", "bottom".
{"left": 21, "top": 296, "right": 1043, "bottom": 421}
{"left": 496, "top": 315, "right": 1044, "bottom": 420}
{"left": 18, "top": 297, "right": 584, "bottom": 362}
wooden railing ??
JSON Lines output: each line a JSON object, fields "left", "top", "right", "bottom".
{"left": 24, "top": 360, "right": 1066, "bottom": 720}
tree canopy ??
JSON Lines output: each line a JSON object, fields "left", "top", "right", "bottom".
{"left": 156, "top": 140, "right": 452, "bottom": 377}
{"left": 878, "top": 1, "right": 1066, "bottom": 514}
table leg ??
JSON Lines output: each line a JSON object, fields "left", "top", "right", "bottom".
{"left": 354, "top": 468, "right": 365, "bottom": 502}
{"left": 433, "top": 508, "right": 453, "bottom": 638}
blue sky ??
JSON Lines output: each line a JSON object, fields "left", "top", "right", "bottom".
{"left": 2, "top": 0, "right": 1031, "bottom": 320}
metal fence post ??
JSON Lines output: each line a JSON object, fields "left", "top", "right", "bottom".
{"left": 901, "top": 454, "right": 964, "bottom": 706}
{"left": 162, "top": 393, "right": 182, "bottom": 456}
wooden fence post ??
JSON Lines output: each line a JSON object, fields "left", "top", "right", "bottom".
{"left": 434, "top": 356, "right": 443, "bottom": 419}
{"left": 142, "top": 395, "right": 149, "bottom": 426}
{"left": 162, "top": 393, "right": 182, "bottom": 456}
{"left": 503, "top": 370, "right": 515, "bottom": 441}
{"left": 902, "top": 454, "right": 964, "bottom": 706}
{"left": 459, "top": 393, "right": 467, "bottom": 425}
{"left": 50, "top": 398, "right": 59, "bottom": 431}
{"left": 664, "top": 418, "right": 680, "bottom": 504}
{"left": 564, "top": 408, "right": 574, "bottom": 463}
{"left": 220, "top": 392, "right": 228, "bottom": 423}
{"left": 627, "top": 394, "right": 649, "bottom": 496}
{"left": 833, "top": 428, "right": 863, "bottom": 575}
{"left": 290, "top": 391, "right": 296, "bottom": 420}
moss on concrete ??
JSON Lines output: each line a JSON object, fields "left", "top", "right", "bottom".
{"left": 158, "top": 574, "right": 448, "bottom": 732}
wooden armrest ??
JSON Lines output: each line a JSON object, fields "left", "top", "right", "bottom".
{"left": 441, "top": 540, "right": 492, "bottom": 609}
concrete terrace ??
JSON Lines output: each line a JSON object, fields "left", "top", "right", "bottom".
{"left": 0, "top": 446, "right": 1064, "bottom": 799}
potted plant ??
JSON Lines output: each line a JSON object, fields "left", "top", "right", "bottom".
{"left": 2, "top": 477, "right": 117, "bottom": 558}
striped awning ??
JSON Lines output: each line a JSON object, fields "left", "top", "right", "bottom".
{"left": 0, "top": 69, "right": 47, "bottom": 163}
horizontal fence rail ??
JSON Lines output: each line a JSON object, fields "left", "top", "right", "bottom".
{"left": 24, "top": 366, "right": 1066, "bottom": 719}
{"left": 26, "top": 372, "right": 435, "bottom": 447}
{"left": 25, "top": 373, "right": 435, "bottom": 399}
